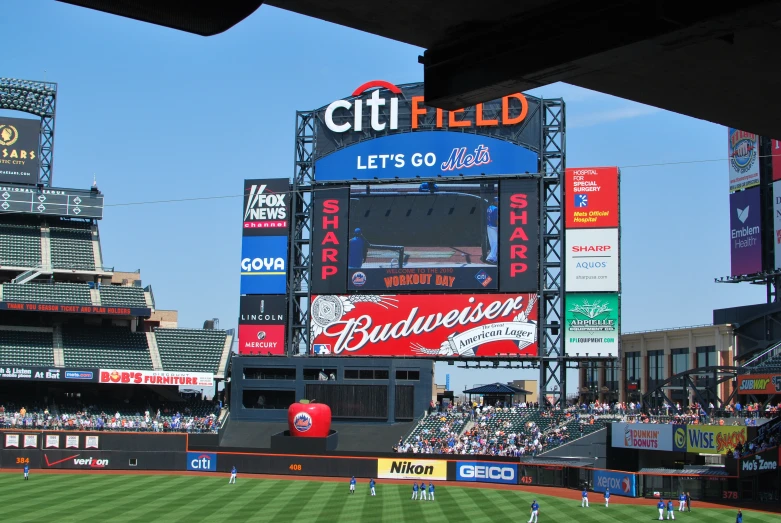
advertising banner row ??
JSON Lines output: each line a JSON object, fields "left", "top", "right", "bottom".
{"left": 0, "top": 302, "right": 150, "bottom": 317}
{"left": 5, "top": 434, "right": 99, "bottom": 450}
{"left": 611, "top": 423, "right": 747, "bottom": 455}
{"left": 0, "top": 366, "right": 96, "bottom": 382}
{"left": 563, "top": 167, "right": 620, "bottom": 358}
{"left": 736, "top": 373, "right": 781, "bottom": 395}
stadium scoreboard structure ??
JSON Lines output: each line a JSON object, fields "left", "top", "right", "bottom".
{"left": 235, "top": 79, "right": 621, "bottom": 406}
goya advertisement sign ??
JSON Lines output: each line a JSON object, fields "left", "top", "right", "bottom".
{"left": 564, "top": 293, "right": 619, "bottom": 357}
{"left": 310, "top": 293, "right": 538, "bottom": 358}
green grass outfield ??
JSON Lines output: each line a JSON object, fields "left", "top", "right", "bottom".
{"left": 0, "top": 473, "right": 773, "bottom": 523}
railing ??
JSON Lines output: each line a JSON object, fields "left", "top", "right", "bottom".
{"left": 622, "top": 324, "right": 717, "bottom": 336}
{"left": 743, "top": 339, "right": 781, "bottom": 368}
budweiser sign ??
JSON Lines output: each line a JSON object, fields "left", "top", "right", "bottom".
{"left": 310, "top": 294, "right": 538, "bottom": 357}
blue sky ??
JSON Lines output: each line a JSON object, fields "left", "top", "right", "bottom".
{"left": 2, "top": 2, "right": 764, "bottom": 395}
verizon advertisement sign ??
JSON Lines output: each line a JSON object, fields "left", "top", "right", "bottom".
{"left": 99, "top": 369, "right": 214, "bottom": 387}
{"left": 242, "top": 178, "right": 290, "bottom": 235}
{"left": 310, "top": 293, "right": 538, "bottom": 358}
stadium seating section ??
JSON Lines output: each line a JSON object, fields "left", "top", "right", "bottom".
{"left": 0, "top": 224, "right": 42, "bottom": 268}
{"left": 62, "top": 327, "right": 153, "bottom": 369}
{"left": 99, "top": 285, "right": 147, "bottom": 307}
{"left": 2, "top": 282, "right": 91, "bottom": 304}
{"left": 50, "top": 221, "right": 95, "bottom": 271}
{"left": 155, "top": 328, "right": 227, "bottom": 373}
{"left": 0, "top": 330, "right": 54, "bottom": 366}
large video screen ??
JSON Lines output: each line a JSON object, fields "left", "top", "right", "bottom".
{"left": 346, "top": 181, "right": 499, "bottom": 291}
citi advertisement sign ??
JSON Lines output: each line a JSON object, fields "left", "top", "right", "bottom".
{"left": 729, "top": 187, "right": 762, "bottom": 277}
{"left": 593, "top": 470, "right": 636, "bottom": 497}
{"left": 187, "top": 452, "right": 217, "bottom": 472}
{"left": 456, "top": 462, "right": 517, "bottom": 485}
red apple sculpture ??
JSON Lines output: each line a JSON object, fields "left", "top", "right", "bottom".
{"left": 288, "top": 399, "right": 331, "bottom": 438}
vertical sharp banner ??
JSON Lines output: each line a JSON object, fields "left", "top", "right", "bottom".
{"left": 311, "top": 187, "right": 349, "bottom": 295}
{"left": 775, "top": 181, "right": 781, "bottom": 269}
{"left": 564, "top": 167, "right": 621, "bottom": 358}
{"left": 730, "top": 187, "right": 762, "bottom": 277}
{"left": 773, "top": 139, "right": 781, "bottom": 182}
{"left": 499, "top": 178, "right": 539, "bottom": 292}
{"left": 728, "top": 129, "right": 759, "bottom": 193}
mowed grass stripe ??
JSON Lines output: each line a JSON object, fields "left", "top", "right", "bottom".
{"left": 289, "top": 481, "right": 336, "bottom": 522}
{"left": 445, "top": 484, "right": 497, "bottom": 522}
{"left": 463, "top": 486, "right": 525, "bottom": 522}
{"left": 272, "top": 480, "right": 331, "bottom": 522}
{"left": 74, "top": 474, "right": 170, "bottom": 522}
{"left": 378, "top": 483, "right": 407, "bottom": 523}
{"left": 252, "top": 479, "right": 309, "bottom": 521}
{"left": 313, "top": 478, "right": 358, "bottom": 522}
{"left": 121, "top": 476, "right": 223, "bottom": 523}
{"left": 215, "top": 478, "right": 287, "bottom": 522}
{"left": 148, "top": 476, "right": 239, "bottom": 523}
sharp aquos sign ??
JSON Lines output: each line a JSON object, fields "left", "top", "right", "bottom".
{"left": 310, "top": 293, "right": 538, "bottom": 358}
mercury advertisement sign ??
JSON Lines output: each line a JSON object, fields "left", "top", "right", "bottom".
{"left": 729, "top": 187, "right": 762, "bottom": 277}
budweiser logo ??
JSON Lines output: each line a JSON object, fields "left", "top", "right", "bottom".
{"left": 310, "top": 294, "right": 537, "bottom": 357}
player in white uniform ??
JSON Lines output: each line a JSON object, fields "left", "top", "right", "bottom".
{"left": 428, "top": 482, "right": 434, "bottom": 501}
{"left": 411, "top": 482, "right": 418, "bottom": 500}
{"left": 581, "top": 489, "right": 589, "bottom": 508}
{"left": 229, "top": 466, "right": 237, "bottom": 484}
{"left": 369, "top": 479, "right": 376, "bottom": 496}
{"left": 678, "top": 493, "right": 686, "bottom": 511}
{"left": 420, "top": 482, "right": 428, "bottom": 501}
{"left": 349, "top": 476, "right": 356, "bottom": 494}
{"left": 528, "top": 500, "right": 539, "bottom": 523}
{"left": 604, "top": 488, "right": 610, "bottom": 507}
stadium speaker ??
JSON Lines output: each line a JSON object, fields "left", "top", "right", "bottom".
{"left": 203, "top": 320, "right": 215, "bottom": 330}
{"left": 551, "top": 320, "right": 559, "bottom": 336}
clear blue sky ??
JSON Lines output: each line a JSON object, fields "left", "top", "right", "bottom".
{"left": 2, "top": 2, "right": 764, "bottom": 395}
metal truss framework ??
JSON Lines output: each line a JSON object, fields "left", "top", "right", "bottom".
{"left": 0, "top": 78, "right": 58, "bottom": 187}
{"left": 288, "top": 100, "right": 566, "bottom": 406}
{"left": 642, "top": 366, "right": 740, "bottom": 410}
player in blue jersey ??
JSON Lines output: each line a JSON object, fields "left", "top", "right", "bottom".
{"left": 581, "top": 488, "right": 589, "bottom": 507}
{"left": 486, "top": 197, "right": 498, "bottom": 263}
{"left": 736, "top": 510, "right": 743, "bottom": 523}
{"left": 657, "top": 499, "right": 665, "bottom": 521}
{"left": 369, "top": 478, "right": 376, "bottom": 496}
{"left": 528, "top": 500, "right": 539, "bottom": 523}
{"left": 349, "top": 476, "right": 356, "bottom": 494}
{"left": 348, "top": 229, "right": 368, "bottom": 269}
{"left": 428, "top": 482, "right": 435, "bottom": 501}
{"left": 23, "top": 464, "right": 29, "bottom": 480}
{"left": 666, "top": 499, "right": 675, "bottom": 520}
{"left": 678, "top": 492, "right": 686, "bottom": 511}
{"left": 229, "top": 466, "right": 236, "bottom": 484}
{"left": 411, "top": 482, "right": 419, "bottom": 500}
{"left": 420, "top": 482, "right": 427, "bottom": 501}
{"left": 604, "top": 488, "right": 610, "bottom": 507}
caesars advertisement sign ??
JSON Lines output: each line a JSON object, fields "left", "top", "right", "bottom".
{"left": 311, "top": 80, "right": 543, "bottom": 182}
{"left": 310, "top": 293, "right": 538, "bottom": 358}
{"left": 737, "top": 373, "right": 781, "bottom": 395}
{"left": 564, "top": 293, "right": 619, "bottom": 357}
{"left": 0, "top": 116, "right": 40, "bottom": 185}
{"left": 377, "top": 459, "right": 447, "bottom": 481}
{"left": 728, "top": 128, "right": 759, "bottom": 193}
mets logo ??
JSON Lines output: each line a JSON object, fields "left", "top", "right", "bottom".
{"left": 293, "top": 412, "right": 313, "bottom": 433}
{"left": 674, "top": 427, "right": 686, "bottom": 449}
{"left": 0, "top": 125, "right": 19, "bottom": 146}
{"left": 352, "top": 272, "right": 367, "bottom": 287}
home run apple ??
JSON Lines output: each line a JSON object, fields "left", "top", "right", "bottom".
{"left": 288, "top": 400, "right": 331, "bottom": 438}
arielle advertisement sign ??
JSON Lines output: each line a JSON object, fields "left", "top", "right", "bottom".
{"left": 729, "top": 187, "right": 762, "bottom": 277}
{"left": 310, "top": 293, "right": 538, "bottom": 357}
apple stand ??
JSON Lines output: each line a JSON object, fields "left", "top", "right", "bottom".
{"left": 270, "top": 430, "right": 339, "bottom": 453}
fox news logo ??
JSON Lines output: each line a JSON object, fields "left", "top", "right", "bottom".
{"left": 243, "top": 180, "right": 288, "bottom": 232}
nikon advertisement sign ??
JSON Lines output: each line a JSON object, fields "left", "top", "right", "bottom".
{"left": 0, "top": 117, "right": 40, "bottom": 185}
{"left": 564, "top": 293, "right": 619, "bottom": 357}
{"left": 377, "top": 459, "right": 446, "bottom": 481}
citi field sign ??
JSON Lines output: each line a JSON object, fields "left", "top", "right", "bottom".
{"left": 311, "top": 81, "right": 544, "bottom": 182}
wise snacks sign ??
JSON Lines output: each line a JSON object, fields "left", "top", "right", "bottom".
{"left": 310, "top": 293, "right": 538, "bottom": 358}
{"left": 99, "top": 369, "right": 214, "bottom": 387}
{"left": 684, "top": 426, "right": 747, "bottom": 455}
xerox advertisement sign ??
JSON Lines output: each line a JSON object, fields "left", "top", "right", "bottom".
{"left": 456, "top": 462, "right": 517, "bottom": 485}
{"left": 243, "top": 178, "right": 290, "bottom": 235}
{"left": 593, "top": 470, "right": 636, "bottom": 497}
{"left": 240, "top": 236, "right": 288, "bottom": 295}
{"left": 730, "top": 187, "right": 762, "bottom": 277}
{"left": 565, "top": 229, "right": 619, "bottom": 292}
{"left": 565, "top": 167, "right": 619, "bottom": 229}
{"left": 314, "top": 132, "right": 538, "bottom": 181}
{"left": 309, "top": 293, "right": 538, "bottom": 358}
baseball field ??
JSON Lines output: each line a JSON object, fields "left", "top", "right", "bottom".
{"left": 0, "top": 471, "right": 775, "bottom": 522}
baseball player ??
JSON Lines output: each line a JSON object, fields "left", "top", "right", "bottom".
{"left": 369, "top": 478, "right": 376, "bottom": 496}
{"left": 736, "top": 509, "right": 743, "bottom": 523}
{"left": 349, "top": 476, "right": 356, "bottom": 494}
{"left": 420, "top": 482, "right": 427, "bottom": 501}
{"left": 678, "top": 492, "right": 686, "bottom": 511}
{"left": 411, "top": 482, "right": 419, "bottom": 500}
{"left": 604, "top": 488, "right": 610, "bottom": 507}
{"left": 666, "top": 499, "right": 675, "bottom": 520}
{"left": 428, "top": 482, "right": 435, "bottom": 501}
{"left": 23, "top": 464, "right": 29, "bottom": 481}
{"left": 581, "top": 488, "right": 589, "bottom": 508}
{"left": 528, "top": 499, "right": 539, "bottom": 523}
{"left": 229, "top": 466, "right": 237, "bottom": 484}
{"left": 348, "top": 228, "right": 368, "bottom": 269}
{"left": 486, "top": 197, "right": 498, "bottom": 263}
{"left": 657, "top": 499, "right": 665, "bottom": 521}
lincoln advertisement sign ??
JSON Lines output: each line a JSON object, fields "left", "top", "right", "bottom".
{"left": 310, "top": 293, "right": 538, "bottom": 358}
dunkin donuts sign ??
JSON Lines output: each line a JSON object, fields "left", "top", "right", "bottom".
{"left": 309, "top": 293, "right": 538, "bottom": 358}
{"left": 611, "top": 423, "right": 673, "bottom": 451}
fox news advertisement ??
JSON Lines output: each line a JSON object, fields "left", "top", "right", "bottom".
{"left": 311, "top": 80, "right": 542, "bottom": 182}
{"left": 310, "top": 293, "right": 538, "bottom": 358}
{"left": 242, "top": 178, "right": 290, "bottom": 235}
{"left": 0, "top": 116, "right": 41, "bottom": 185}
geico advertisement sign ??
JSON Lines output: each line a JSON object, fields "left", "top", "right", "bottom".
{"left": 377, "top": 459, "right": 446, "bottom": 480}
{"left": 240, "top": 235, "right": 288, "bottom": 295}
{"left": 456, "top": 462, "right": 517, "bottom": 484}
{"left": 686, "top": 426, "right": 747, "bottom": 455}
{"left": 565, "top": 228, "right": 619, "bottom": 292}
{"left": 740, "top": 450, "right": 778, "bottom": 477}
{"left": 593, "top": 470, "right": 636, "bottom": 497}
{"left": 187, "top": 452, "right": 217, "bottom": 472}
{"left": 611, "top": 423, "right": 673, "bottom": 451}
